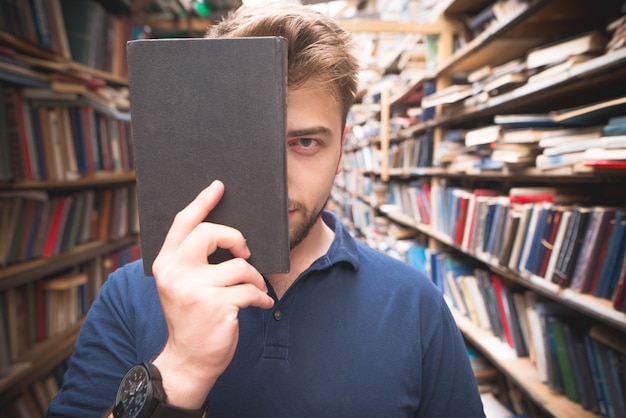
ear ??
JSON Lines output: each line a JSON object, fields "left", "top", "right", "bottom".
{"left": 336, "top": 125, "right": 350, "bottom": 175}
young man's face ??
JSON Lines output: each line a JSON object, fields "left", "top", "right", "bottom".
{"left": 285, "top": 82, "right": 347, "bottom": 249}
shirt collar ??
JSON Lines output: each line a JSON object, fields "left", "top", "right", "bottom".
{"left": 314, "top": 210, "right": 360, "bottom": 272}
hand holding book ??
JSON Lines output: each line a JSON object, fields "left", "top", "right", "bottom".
{"left": 151, "top": 180, "right": 275, "bottom": 410}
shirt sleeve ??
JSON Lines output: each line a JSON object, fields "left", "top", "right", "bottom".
{"left": 415, "top": 297, "right": 486, "bottom": 418}
{"left": 46, "top": 261, "right": 161, "bottom": 418}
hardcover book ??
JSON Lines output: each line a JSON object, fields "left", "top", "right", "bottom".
{"left": 128, "top": 37, "right": 290, "bottom": 276}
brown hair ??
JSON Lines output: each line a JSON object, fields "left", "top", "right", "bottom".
{"left": 207, "top": 2, "right": 359, "bottom": 125}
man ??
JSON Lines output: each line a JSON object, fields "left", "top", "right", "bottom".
{"left": 47, "top": 2, "right": 484, "bottom": 417}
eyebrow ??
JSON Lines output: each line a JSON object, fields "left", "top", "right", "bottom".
{"left": 288, "top": 126, "right": 333, "bottom": 138}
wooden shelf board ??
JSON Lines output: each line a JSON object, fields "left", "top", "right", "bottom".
{"left": 1, "top": 171, "right": 136, "bottom": 191}
{"left": 443, "top": 0, "right": 494, "bottom": 15}
{"left": 0, "top": 321, "right": 82, "bottom": 403}
{"left": 0, "top": 235, "right": 138, "bottom": 291}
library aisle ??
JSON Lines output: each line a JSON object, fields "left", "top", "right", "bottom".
{"left": 1, "top": 0, "right": 626, "bottom": 417}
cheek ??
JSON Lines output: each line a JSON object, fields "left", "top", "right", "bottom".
{"left": 287, "top": 154, "right": 338, "bottom": 192}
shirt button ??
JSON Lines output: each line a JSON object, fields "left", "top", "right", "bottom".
{"left": 273, "top": 309, "right": 282, "bottom": 321}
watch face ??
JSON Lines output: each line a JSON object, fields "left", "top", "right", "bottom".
{"left": 116, "top": 365, "right": 150, "bottom": 418}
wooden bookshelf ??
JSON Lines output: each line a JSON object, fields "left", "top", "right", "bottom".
{"left": 0, "top": 0, "right": 142, "bottom": 411}
{"left": 337, "top": 1, "right": 626, "bottom": 416}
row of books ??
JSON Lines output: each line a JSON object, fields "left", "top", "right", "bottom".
{"left": 0, "top": 362, "right": 67, "bottom": 418}
{"left": 434, "top": 101, "right": 626, "bottom": 173}
{"left": 407, "top": 245, "right": 626, "bottom": 417}
{"left": 457, "top": 0, "right": 530, "bottom": 43}
{"left": 385, "top": 180, "right": 432, "bottom": 226}
{"left": 0, "top": 244, "right": 140, "bottom": 379}
{"left": 0, "top": 84, "right": 134, "bottom": 182}
{"left": 335, "top": 166, "right": 375, "bottom": 201}
{"left": 0, "top": 184, "right": 139, "bottom": 267}
{"left": 0, "top": 0, "right": 143, "bottom": 77}
{"left": 388, "top": 130, "right": 434, "bottom": 171}
{"left": 343, "top": 144, "right": 381, "bottom": 174}
{"left": 430, "top": 184, "right": 626, "bottom": 311}
{"left": 432, "top": 14, "right": 626, "bottom": 113}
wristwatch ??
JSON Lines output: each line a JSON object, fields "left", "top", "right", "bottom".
{"left": 113, "top": 362, "right": 209, "bottom": 418}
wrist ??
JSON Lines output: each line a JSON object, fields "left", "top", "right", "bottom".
{"left": 152, "top": 351, "right": 218, "bottom": 410}
{"left": 113, "top": 362, "right": 209, "bottom": 418}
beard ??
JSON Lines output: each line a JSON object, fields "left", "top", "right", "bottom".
{"left": 289, "top": 196, "right": 328, "bottom": 249}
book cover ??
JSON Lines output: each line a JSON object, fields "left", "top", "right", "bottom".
{"left": 475, "top": 268, "right": 503, "bottom": 340}
{"left": 503, "top": 287, "right": 528, "bottom": 356}
{"left": 551, "top": 94, "right": 626, "bottom": 124}
{"left": 128, "top": 37, "right": 290, "bottom": 275}
{"left": 588, "top": 337, "right": 617, "bottom": 418}
{"left": 507, "top": 203, "right": 533, "bottom": 271}
{"left": 497, "top": 211, "right": 519, "bottom": 267}
{"left": 542, "top": 208, "right": 572, "bottom": 280}
{"left": 593, "top": 212, "right": 626, "bottom": 298}
{"left": 611, "top": 254, "right": 626, "bottom": 310}
{"left": 538, "top": 206, "right": 565, "bottom": 278}
{"left": 491, "top": 274, "right": 514, "bottom": 348}
{"left": 524, "top": 293, "right": 548, "bottom": 382}
{"left": 546, "top": 315, "right": 579, "bottom": 401}
{"left": 523, "top": 202, "right": 552, "bottom": 275}
{"left": 486, "top": 196, "right": 509, "bottom": 258}
{"left": 526, "top": 30, "right": 608, "bottom": 70}
{"left": 570, "top": 206, "right": 617, "bottom": 292}
{"left": 566, "top": 323, "right": 600, "bottom": 412}
{"left": 551, "top": 205, "right": 592, "bottom": 287}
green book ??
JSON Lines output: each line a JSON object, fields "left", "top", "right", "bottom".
{"left": 547, "top": 315, "right": 580, "bottom": 402}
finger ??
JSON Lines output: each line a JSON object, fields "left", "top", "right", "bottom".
{"left": 160, "top": 180, "right": 225, "bottom": 256}
{"left": 208, "top": 258, "right": 267, "bottom": 290}
{"left": 222, "top": 282, "right": 275, "bottom": 310}
{"left": 177, "top": 222, "right": 251, "bottom": 265}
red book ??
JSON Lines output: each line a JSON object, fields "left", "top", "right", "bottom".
{"left": 13, "top": 90, "right": 34, "bottom": 180}
{"left": 583, "top": 159, "right": 626, "bottom": 169}
{"left": 454, "top": 193, "right": 469, "bottom": 245}
{"left": 508, "top": 194, "right": 555, "bottom": 204}
{"left": 612, "top": 255, "right": 626, "bottom": 310}
{"left": 415, "top": 188, "right": 431, "bottom": 224}
{"left": 42, "top": 198, "right": 67, "bottom": 257}
{"left": 587, "top": 220, "right": 616, "bottom": 294}
{"left": 491, "top": 274, "right": 513, "bottom": 348}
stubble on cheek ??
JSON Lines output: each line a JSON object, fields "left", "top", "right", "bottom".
{"left": 288, "top": 197, "right": 328, "bottom": 249}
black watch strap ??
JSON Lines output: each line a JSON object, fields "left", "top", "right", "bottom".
{"left": 152, "top": 402, "right": 209, "bottom": 418}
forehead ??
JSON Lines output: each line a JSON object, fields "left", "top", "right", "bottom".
{"left": 287, "top": 82, "right": 343, "bottom": 135}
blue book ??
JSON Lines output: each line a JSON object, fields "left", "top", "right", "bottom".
{"left": 29, "top": 106, "right": 48, "bottom": 180}
{"left": 603, "top": 115, "right": 626, "bottom": 136}
{"left": 602, "top": 219, "right": 626, "bottom": 299}
{"left": 68, "top": 107, "right": 87, "bottom": 173}
{"left": 533, "top": 206, "right": 555, "bottom": 275}
{"left": 584, "top": 333, "right": 608, "bottom": 416}
{"left": 482, "top": 202, "right": 497, "bottom": 253}
{"left": 594, "top": 211, "right": 626, "bottom": 298}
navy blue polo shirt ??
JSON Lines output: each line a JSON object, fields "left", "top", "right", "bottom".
{"left": 47, "top": 211, "right": 484, "bottom": 418}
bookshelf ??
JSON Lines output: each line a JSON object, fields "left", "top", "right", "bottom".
{"left": 335, "top": 0, "right": 626, "bottom": 416}
{"left": 0, "top": 0, "right": 143, "bottom": 414}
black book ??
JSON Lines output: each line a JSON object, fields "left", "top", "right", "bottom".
{"left": 552, "top": 205, "right": 592, "bottom": 287}
{"left": 128, "top": 37, "right": 290, "bottom": 275}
